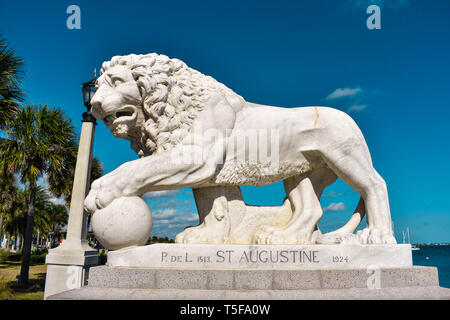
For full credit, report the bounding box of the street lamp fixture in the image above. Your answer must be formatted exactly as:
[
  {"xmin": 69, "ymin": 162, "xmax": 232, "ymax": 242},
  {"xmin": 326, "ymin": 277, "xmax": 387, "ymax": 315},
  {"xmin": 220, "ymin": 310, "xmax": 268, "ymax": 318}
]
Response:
[{"xmin": 81, "ymin": 75, "xmax": 97, "ymax": 123}]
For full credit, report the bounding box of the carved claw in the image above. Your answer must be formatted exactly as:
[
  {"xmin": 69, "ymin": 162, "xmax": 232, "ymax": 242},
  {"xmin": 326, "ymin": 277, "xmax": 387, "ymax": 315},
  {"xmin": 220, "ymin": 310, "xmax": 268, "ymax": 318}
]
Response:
[
  {"xmin": 316, "ymin": 232, "xmax": 353, "ymax": 244},
  {"xmin": 356, "ymin": 228, "xmax": 397, "ymax": 244},
  {"xmin": 84, "ymin": 166, "xmax": 132, "ymax": 214},
  {"xmin": 85, "ymin": 183, "xmax": 119, "ymax": 213}
]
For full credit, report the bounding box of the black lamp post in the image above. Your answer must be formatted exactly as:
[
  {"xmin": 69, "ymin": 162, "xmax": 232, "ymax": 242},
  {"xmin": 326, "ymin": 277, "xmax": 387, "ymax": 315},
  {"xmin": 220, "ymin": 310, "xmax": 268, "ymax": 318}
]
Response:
[{"xmin": 81, "ymin": 76, "xmax": 97, "ymax": 123}]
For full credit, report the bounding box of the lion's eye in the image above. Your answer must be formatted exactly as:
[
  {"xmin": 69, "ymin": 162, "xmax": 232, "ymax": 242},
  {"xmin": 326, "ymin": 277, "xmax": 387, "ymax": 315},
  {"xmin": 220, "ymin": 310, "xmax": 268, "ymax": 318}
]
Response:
[{"xmin": 113, "ymin": 79, "xmax": 124, "ymax": 87}]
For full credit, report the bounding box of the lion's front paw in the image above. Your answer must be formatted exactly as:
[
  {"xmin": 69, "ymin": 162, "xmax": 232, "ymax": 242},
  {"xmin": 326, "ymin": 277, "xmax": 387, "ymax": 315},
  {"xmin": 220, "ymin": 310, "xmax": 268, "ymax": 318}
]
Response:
[
  {"xmin": 84, "ymin": 176, "xmax": 126, "ymax": 214},
  {"xmin": 84, "ymin": 188, "xmax": 115, "ymax": 213},
  {"xmin": 356, "ymin": 228, "xmax": 397, "ymax": 244}
]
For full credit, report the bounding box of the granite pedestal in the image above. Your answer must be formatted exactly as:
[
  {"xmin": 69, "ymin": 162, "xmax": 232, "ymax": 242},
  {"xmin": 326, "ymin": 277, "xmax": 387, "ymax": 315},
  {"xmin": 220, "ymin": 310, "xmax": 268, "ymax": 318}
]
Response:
[{"xmin": 46, "ymin": 244, "xmax": 450, "ymax": 300}]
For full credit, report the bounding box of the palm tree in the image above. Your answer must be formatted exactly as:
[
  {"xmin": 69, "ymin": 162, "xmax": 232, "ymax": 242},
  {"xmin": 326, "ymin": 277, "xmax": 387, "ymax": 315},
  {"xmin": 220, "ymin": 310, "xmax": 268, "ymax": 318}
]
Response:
[
  {"xmin": 0, "ymin": 171, "xmax": 18, "ymax": 247},
  {"xmin": 2, "ymin": 186, "xmax": 52, "ymax": 250},
  {"xmin": 2, "ymin": 188, "xmax": 24, "ymax": 251},
  {"xmin": 21, "ymin": 186, "xmax": 53, "ymax": 248},
  {"xmin": 0, "ymin": 104, "xmax": 77, "ymax": 288},
  {"xmin": 33, "ymin": 201, "xmax": 67, "ymax": 249},
  {"xmin": 0, "ymin": 35, "xmax": 24, "ymax": 250},
  {"xmin": 43, "ymin": 204, "xmax": 68, "ymax": 248},
  {"xmin": 47, "ymin": 153, "xmax": 104, "ymax": 242},
  {"xmin": 0, "ymin": 35, "xmax": 25, "ymax": 128}
]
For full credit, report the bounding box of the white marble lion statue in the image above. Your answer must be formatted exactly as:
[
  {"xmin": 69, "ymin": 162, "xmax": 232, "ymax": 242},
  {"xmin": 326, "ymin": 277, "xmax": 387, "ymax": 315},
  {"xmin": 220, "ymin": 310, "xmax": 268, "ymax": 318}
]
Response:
[{"xmin": 84, "ymin": 53, "xmax": 396, "ymax": 245}]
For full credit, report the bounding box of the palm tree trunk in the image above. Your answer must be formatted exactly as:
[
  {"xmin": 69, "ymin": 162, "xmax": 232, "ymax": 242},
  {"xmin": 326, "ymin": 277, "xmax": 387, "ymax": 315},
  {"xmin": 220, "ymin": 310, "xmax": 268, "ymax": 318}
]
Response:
[
  {"xmin": 0, "ymin": 216, "xmax": 3, "ymax": 248},
  {"xmin": 18, "ymin": 183, "xmax": 37, "ymax": 288},
  {"xmin": 17, "ymin": 234, "xmax": 21, "ymax": 251},
  {"xmin": 6, "ymin": 234, "xmax": 10, "ymax": 249}
]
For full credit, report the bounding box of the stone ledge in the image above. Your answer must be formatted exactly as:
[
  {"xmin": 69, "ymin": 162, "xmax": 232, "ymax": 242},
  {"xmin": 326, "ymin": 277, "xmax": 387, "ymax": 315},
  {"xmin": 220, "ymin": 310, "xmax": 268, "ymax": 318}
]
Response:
[
  {"xmin": 47, "ymin": 285, "xmax": 450, "ymax": 300},
  {"xmin": 107, "ymin": 244, "xmax": 413, "ymax": 269},
  {"xmin": 87, "ymin": 265, "xmax": 439, "ymax": 290}
]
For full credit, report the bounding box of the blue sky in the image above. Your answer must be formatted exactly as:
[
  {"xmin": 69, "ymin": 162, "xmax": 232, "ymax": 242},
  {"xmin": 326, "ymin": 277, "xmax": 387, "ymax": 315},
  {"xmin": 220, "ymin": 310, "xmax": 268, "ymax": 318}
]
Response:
[{"xmin": 1, "ymin": 0, "xmax": 449, "ymax": 243}]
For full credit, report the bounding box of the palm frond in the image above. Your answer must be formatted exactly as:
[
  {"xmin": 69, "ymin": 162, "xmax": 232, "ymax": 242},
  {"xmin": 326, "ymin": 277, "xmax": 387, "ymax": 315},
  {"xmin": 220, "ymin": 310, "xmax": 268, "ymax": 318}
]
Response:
[{"xmin": 0, "ymin": 35, "xmax": 25, "ymax": 128}]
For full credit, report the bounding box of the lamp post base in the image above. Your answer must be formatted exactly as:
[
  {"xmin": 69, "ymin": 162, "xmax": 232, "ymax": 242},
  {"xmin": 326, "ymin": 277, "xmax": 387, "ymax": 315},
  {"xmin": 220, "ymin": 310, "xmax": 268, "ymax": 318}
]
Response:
[{"xmin": 44, "ymin": 238, "xmax": 98, "ymax": 299}]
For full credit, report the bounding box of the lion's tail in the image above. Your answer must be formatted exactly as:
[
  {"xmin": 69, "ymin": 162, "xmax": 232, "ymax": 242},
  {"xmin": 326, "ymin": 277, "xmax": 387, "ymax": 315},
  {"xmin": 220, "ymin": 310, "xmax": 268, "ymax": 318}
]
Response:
[
  {"xmin": 332, "ymin": 197, "xmax": 365, "ymax": 234},
  {"xmin": 316, "ymin": 197, "xmax": 366, "ymax": 244}
]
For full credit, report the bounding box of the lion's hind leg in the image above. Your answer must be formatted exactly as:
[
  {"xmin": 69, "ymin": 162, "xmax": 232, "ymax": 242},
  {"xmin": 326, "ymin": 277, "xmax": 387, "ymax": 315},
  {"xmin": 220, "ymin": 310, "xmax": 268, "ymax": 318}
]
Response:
[
  {"xmin": 257, "ymin": 167, "xmax": 337, "ymax": 244},
  {"xmin": 318, "ymin": 145, "xmax": 396, "ymax": 244}
]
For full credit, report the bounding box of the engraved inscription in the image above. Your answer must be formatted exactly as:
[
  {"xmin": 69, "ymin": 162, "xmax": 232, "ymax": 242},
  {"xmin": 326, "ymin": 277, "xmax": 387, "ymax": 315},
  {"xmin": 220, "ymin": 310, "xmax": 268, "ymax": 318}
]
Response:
[
  {"xmin": 160, "ymin": 249, "xmax": 321, "ymax": 265},
  {"xmin": 332, "ymin": 256, "xmax": 350, "ymax": 263}
]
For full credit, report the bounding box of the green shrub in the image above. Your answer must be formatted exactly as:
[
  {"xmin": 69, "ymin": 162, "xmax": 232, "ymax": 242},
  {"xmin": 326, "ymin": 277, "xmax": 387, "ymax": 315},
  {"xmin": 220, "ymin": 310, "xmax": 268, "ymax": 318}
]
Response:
[
  {"xmin": 8, "ymin": 253, "xmax": 21, "ymax": 261},
  {"xmin": 0, "ymin": 249, "xmax": 9, "ymax": 264},
  {"xmin": 0, "ymin": 247, "xmax": 48, "ymax": 265},
  {"xmin": 98, "ymin": 251, "xmax": 107, "ymax": 265},
  {"xmin": 30, "ymin": 253, "xmax": 47, "ymax": 264},
  {"xmin": 31, "ymin": 247, "xmax": 48, "ymax": 255}
]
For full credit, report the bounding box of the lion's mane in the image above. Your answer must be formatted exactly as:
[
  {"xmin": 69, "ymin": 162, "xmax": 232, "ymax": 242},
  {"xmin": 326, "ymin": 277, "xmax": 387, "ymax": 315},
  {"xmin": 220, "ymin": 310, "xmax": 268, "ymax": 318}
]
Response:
[{"xmin": 99, "ymin": 53, "xmax": 244, "ymax": 157}]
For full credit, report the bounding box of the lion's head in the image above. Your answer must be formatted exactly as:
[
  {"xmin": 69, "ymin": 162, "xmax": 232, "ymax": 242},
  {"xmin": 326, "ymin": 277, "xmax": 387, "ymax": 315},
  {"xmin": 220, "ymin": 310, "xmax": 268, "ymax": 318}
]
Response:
[{"xmin": 90, "ymin": 53, "xmax": 244, "ymax": 157}]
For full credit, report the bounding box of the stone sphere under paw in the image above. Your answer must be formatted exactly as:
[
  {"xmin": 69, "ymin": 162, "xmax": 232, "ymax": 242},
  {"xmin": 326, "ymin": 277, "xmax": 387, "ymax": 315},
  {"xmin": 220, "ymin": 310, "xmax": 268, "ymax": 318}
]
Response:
[{"xmin": 91, "ymin": 196, "xmax": 152, "ymax": 250}]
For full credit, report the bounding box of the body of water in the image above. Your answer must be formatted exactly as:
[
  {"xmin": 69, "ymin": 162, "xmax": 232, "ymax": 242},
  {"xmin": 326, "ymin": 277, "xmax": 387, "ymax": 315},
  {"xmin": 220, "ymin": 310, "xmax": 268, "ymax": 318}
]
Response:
[{"xmin": 412, "ymin": 245, "xmax": 450, "ymax": 288}]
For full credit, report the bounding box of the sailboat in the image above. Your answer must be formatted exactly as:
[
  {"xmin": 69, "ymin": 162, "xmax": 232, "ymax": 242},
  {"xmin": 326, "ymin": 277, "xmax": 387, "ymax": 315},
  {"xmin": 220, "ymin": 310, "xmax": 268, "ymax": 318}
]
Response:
[{"xmin": 403, "ymin": 227, "xmax": 420, "ymax": 250}]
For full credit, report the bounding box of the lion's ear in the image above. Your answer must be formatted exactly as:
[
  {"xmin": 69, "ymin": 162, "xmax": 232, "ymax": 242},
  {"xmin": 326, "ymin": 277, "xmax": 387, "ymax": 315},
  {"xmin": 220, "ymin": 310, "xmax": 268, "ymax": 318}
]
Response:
[
  {"xmin": 101, "ymin": 61, "xmax": 110, "ymax": 74},
  {"xmin": 136, "ymin": 75, "xmax": 155, "ymax": 98}
]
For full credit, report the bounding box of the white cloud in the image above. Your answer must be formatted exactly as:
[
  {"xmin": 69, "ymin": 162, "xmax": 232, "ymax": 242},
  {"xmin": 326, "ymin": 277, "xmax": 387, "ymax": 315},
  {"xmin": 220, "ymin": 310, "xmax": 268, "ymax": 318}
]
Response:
[
  {"xmin": 151, "ymin": 208, "xmax": 198, "ymax": 227},
  {"xmin": 166, "ymin": 215, "xmax": 199, "ymax": 229},
  {"xmin": 150, "ymin": 210, "xmax": 199, "ymax": 239},
  {"xmin": 144, "ymin": 189, "xmax": 199, "ymax": 238},
  {"xmin": 153, "ymin": 219, "xmax": 171, "ymax": 225},
  {"xmin": 49, "ymin": 196, "xmax": 66, "ymax": 206},
  {"xmin": 154, "ymin": 199, "xmax": 178, "ymax": 208},
  {"xmin": 143, "ymin": 190, "xmax": 180, "ymax": 199},
  {"xmin": 38, "ymin": 174, "xmax": 67, "ymax": 206},
  {"xmin": 325, "ymin": 87, "xmax": 362, "ymax": 100},
  {"xmin": 347, "ymin": 104, "xmax": 368, "ymax": 113},
  {"xmin": 324, "ymin": 86, "xmax": 370, "ymax": 113},
  {"xmin": 153, "ymin": 199, "xmax": 192, "ymax": 209},
  {"xmin": 168, "ymin": 223, "xmax": 187, "ymax": 229},
  {"xmin": 170, "ymin": 213, "xmax": 199, "ymax": 224},
  {"xmin": 323, "ymin": 202, "xmax": 347, "ymax": 212},
  {"xmin": 322, "ymin": 191, "xmax": 343, "ymax": 198},
  {"xmin": 182, "ymin": 214, "xmax": 199, "ymax": 222},
  {"xmin": 152, "ymin": 208, "xmax": 178, "ymax": 219}
]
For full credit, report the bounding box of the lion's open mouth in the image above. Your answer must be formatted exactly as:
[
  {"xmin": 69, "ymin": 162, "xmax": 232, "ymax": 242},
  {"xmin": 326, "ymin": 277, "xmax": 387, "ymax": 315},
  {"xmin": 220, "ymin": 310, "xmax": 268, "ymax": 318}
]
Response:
[
  {"xmin": 116, "ymin": 110, "xmax": 133, "ymax": 118},
  {"xmin": 103, "ymin": 106, "xmax": 137, "ymax": 126}
]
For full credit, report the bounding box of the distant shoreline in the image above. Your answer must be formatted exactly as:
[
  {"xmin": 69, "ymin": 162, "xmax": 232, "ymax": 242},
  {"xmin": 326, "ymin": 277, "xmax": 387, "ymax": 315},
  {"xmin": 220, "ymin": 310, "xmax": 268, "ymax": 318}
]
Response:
[{"xmin": 411, "ymin": 243, "xmax": 450, "ymax": 246}]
